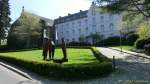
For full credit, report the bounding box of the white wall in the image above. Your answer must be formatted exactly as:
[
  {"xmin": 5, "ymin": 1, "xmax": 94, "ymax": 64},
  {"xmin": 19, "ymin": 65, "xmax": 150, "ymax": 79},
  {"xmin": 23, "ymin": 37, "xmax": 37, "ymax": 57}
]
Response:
[{"xmin": 55, "ymin": 3, "xmax": 122, "ymax": 44}]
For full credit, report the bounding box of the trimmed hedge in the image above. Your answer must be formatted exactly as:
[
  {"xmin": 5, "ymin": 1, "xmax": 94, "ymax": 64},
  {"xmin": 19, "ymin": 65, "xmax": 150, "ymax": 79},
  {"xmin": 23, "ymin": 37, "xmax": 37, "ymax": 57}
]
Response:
[
  {"xmin": 0, "ymin": 47, "xmax": 112, "ymax": 79},
  {"xmin": 68, "ymin": 42, "xmax": 91, "ymax": 46},
  {"xmin": 90, "ymin": 47, "xmax": 111, "ymax": 62},
  {"xmin": 144, "ymin": 44, "xmax": 150, "ymax": 55},
  {"xmin": 126, "ymin": 33, "xmax": 139, "ymax": 46},
  {"xmin": 135, "ymin": 38, "xmax": 150, "ymax": 49},
  {"xmin": 96, "ymin": 36, "xmax": 127, "ymax": 46}
]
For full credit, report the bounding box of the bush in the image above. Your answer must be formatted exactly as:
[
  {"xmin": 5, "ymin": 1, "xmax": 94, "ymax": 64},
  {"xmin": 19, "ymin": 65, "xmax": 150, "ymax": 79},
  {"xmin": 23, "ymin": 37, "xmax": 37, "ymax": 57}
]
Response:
[
  {"xmin": 144, "ymin": 44, "xmax": 150, "ymax": 55},
  {"xmin": 126, "ymin": 33, "xmax": 139, "ymax": 45},
  {"xmin": 96, "ymin": 36, "xmax": 127, "ymax": 46},
  {"xmin": 90, "ymin": 47, "xmax": 111, "ymax": 62},
  {"xmin": 68, "ymin": 41, "xmax": 91, "ymax": 46},
  {"xmin": 135, "ymin": 38, "xmax": 150, "ymax": 49}
]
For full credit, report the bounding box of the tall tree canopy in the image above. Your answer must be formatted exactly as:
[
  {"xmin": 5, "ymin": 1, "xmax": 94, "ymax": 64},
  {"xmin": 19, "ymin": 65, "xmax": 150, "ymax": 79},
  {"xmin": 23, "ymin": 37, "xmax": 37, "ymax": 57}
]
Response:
[
  {"xmin": 0, "ymin": 0, "xmax": 11, "ymax": 38},
  {"xmin": 96, "ymin": 0, "xmax": 150, "ymax": 18},
  {"xmin": 8, "ymin": 11, "xmax": 43, "ymax": 49}
]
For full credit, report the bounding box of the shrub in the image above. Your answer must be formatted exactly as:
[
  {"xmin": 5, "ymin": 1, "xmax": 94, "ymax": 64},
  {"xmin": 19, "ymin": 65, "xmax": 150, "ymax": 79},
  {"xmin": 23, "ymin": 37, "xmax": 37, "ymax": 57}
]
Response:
[
  {"xmin": 68, "ymin": 41, "xmax": 91, "ymax": 46},
  {"xmin": 126, "ymin": 33, "xmax": 139, "ymax": 45},
  {"xmin": 90, "ymin": 47, "xmax": 111, "ymax": 62},
  {"xmin": 144, "ymin": 44, "xmax": 150, "ymax": 55},
  {"xmin": 135, "ymin": 38, "xmax": 150, "ymax": 49},
  {"xmin": 96, "ymin": 36, "xmax": 127, "ymax": 46}
]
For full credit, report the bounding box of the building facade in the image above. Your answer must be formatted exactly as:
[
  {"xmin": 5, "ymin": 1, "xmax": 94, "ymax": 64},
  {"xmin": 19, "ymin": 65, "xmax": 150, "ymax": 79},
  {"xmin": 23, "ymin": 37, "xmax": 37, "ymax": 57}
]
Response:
[{"xmin": 54, "ymin": 2, "xmax": 122, "ymax": 44}]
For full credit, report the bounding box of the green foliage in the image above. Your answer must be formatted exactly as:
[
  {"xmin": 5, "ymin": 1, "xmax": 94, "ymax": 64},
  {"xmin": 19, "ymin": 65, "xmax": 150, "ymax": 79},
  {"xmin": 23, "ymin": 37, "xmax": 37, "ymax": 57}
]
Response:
[
  {"xmin": 68, "ymin": 42, "xmax": 91, "ymax": 46},
  {"xmin": 97, "ymin": 36, "xmax": 127, "ymax": 46},
  {"xmin": 0, "ymin": 0, "xmax": 11, "ymax": 38},
  {"xmin": 144, "ymin": 44, "xmax": 150, "ymax": 55},
  {"xmin": 8, "ymin": 11, "xmax": 42, "ymax": 49},
  {"xmin": 96, "ymin": 0, "xmax": 150, "ymax": 18},
  {"xmin": 119, "ymin": 13, "xmax": 146, "ymax": 32},
  {"xmin": 126, "ymin": 33, "xmax": 139, "ymax": 46},
  {"xmin": 114, "ymin": 46, "xmax": 134, "ymax": 51},
  {"xmin": 91, "ymin": 47, "xmax": 111, "ymax": 62},
  {"xmin": 79, "ymin": 36, "xmax": 86, "ymax": 43},
  {"xmin": 0, "ymin": 48, "xmax": 112, "ymax": 79},
  {"xmin": 86, "ymin": 33, "xmax": 103, "ymax": 45},
  {"xmin": 137, "ymin": 23, "xmax": 150, "ymax": 39},
  {"xmin": 135, "ymin": 38, "xmax": 148, "ymax": 49}
]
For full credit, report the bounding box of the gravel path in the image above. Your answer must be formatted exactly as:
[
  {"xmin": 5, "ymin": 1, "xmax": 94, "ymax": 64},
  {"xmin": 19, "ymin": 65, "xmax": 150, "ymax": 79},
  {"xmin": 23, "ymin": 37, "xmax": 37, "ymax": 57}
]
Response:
[{"xmin": 93, "ymin": 47, "xmax": 150, "ymax": 84}]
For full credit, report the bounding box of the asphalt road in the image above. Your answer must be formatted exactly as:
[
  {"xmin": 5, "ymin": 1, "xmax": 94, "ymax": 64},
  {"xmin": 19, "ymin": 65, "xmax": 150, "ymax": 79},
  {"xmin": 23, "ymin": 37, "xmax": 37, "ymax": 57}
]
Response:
[{"xmin": 0, "ymin": 65, "xmax": 37, "ymax": 84}]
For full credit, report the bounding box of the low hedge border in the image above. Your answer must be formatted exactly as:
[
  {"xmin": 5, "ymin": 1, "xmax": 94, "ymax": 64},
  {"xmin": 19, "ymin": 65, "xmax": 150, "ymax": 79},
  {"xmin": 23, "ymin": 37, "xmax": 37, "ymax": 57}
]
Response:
[{"xmin": 0, "ymin": 47, "xmax": 112, "ymax": 80}]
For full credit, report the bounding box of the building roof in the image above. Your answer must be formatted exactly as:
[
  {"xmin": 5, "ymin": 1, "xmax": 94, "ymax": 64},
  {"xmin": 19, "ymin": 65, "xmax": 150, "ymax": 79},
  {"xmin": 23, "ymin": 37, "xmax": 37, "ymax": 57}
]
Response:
[
  {"xmin": 12, "ymin": 10, "xmax": 54, "ymax": 27},
  {"xmin": 54, "ymin": 10, "xmax": 88, "ymax": 24},
  {"xmin": 38, "ymin": 16, "xmax": 54, "ymax": 26},
  {"xmin": 31, "ymin": 13, "xmax": 54, "ymax": 27}
]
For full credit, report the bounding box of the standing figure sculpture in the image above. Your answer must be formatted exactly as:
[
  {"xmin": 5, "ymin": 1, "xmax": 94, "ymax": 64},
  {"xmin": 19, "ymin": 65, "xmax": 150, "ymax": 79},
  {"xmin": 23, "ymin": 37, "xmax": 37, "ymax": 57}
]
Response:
[
  {"xmin": 48, "ymin": 39, "xmax": 55, "ymax": 60},
  {"xmin": 61, "ymin": 38, "xmax": 68, "ymax": 61},
  {"xmin": 42, "ymin": 38, "xmax": 49, "ymax": 60}
]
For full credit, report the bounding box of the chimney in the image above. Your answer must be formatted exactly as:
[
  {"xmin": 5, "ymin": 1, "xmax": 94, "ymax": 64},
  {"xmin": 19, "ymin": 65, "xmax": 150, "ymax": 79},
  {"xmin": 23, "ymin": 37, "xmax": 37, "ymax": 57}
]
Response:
[
  {"xmin": 68, "ymin": 13, "xmax": 71, "ymax": 16},
  {"xmin": 22, "ymin": 6, "xmax": 24, "ymax": 12}
]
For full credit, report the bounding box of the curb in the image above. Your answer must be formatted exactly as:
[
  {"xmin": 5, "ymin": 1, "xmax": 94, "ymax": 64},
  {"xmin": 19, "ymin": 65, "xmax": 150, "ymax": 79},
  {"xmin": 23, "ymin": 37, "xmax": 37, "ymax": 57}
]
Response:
[
  {"xmin": 108, "ymin": 47, "xmax": 150, "ymax": 60},
  {"xmin": 0, "ymin": 61, "xmax": 33, "ymax": 80}
]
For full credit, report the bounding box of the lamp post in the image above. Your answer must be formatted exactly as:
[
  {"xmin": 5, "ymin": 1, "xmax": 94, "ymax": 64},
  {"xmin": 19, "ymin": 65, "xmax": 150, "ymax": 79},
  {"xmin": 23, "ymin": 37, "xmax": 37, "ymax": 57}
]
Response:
[{"xmin": 120, "ymin": 30, "xmax": 123, "ymax": 54}]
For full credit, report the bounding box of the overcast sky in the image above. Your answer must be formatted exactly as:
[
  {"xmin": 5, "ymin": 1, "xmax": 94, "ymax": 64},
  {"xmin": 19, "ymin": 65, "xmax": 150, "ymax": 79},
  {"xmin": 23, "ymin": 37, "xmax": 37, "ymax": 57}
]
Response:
[{"xmin": 9, "ymin": 0, "xmax": 92, "ymax": 23}]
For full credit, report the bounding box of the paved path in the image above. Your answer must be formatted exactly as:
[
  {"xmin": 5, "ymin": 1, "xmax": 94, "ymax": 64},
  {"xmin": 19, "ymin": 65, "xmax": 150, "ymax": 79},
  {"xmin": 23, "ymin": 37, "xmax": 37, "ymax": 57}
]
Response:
[
  {"xmin": 0, "ymin": 65, "xmax": 37, "ymax": 84},
  {"xmin": 94, "ymin": 47, "xmax": 150, "ymax": 84}
]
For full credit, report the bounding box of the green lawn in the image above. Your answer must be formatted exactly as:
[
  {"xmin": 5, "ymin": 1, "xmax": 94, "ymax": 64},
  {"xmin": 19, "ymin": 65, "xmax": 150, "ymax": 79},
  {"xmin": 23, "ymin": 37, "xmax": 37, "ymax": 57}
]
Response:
[
  {"xmin": 0, "ymin": 48, "xmax": 99, "ymax": 64},
  {"xmin": 113, "ymin": 46, "xmax": 134, "ymax": 51}
]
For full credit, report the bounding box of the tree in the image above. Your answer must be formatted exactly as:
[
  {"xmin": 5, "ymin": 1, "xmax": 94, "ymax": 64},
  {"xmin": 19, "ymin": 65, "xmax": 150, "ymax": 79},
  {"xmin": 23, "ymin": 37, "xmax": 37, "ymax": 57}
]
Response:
[
  {"xmin": 0, "ymin": 0, "xmax": 11, "ymax": 38},
  {"xmin": 118, "ymin": 13, "xmax": 146, "ymax": 33},
  {"xmin": 8, "ymin": 11, "xmax": 42, "ymax": 49},
  {"xmin": 79, "ymin": 35, "xmax": 85, "ymax": 43},
  {"xmin": 95, "ymin": 0, "xmax": 150, "ymax": 18},
  {"xmin": 87, "ymin": 33, "xmax": 102, "ymax": 45},
  {"xmin": 137, "ymin": 22, "xmax": 150, "ymax": 39}
]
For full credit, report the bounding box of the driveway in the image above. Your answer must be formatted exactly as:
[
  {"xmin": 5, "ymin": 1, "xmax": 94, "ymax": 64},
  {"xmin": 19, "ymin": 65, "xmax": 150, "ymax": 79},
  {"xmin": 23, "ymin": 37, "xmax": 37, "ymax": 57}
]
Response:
[
  {"xmin": 0, "ymin": 65, "xmax": 37, "ymax": 84},
  {"xmin": 92, "ymin": 47, "xmax": 150, "ymax": 84}
]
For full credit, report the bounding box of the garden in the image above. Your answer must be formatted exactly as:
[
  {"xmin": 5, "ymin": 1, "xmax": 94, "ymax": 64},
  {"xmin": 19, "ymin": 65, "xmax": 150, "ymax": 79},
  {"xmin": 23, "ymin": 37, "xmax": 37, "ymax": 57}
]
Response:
[{"xmin": 0, "ymin": 47, "xmax": 112, "ymax": 79}]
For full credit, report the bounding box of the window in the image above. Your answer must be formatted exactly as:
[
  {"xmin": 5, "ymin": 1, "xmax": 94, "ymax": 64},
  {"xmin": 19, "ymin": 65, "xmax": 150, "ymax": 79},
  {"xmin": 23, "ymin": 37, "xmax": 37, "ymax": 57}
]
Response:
[
  {"xmin": 85, "ymin": 27, "xmax": 88, "ymax": 34},
  {"xmin": 92, "ymin": 25, "xmax": 96, "ymax": 28},
  {"xmin": 101, "ymin": 25, "xmax": 105, "ymax": 32},
  {"xmin": 109, "ymin": 14, "xmax": 113, "ymax": 20},
  {"xmin": 110, "ymin": 23, "xmax": 114, "ymax": 31},
  {"xmin": 72, "ymin": 22, "xmax": 75, "ymax": 26},
  {"xmin": 66, "ymin": 24, "xmax": 69, "ymax": 28},
  {"xmin": 85, "ymin": 19, "xmax": 88, "ymax": 25},
  {"xmin": 72, "ymin": 29, "xmax": 75, "ymax": 35},
  {"xmin": 100, "ymin": 16, "xmax": 104, "ymax": 21},
  {"xmin": 92, "ymin": 9, "xmax": 96, "ymax": 16},
  {"xmin": 66, "ymin": 31, "xmax": 69, "ymax": 36},
  {"xmin": 78, "ymin": 21, "xmax": 81, "ymax": 26},
  {"xmin": 86, "ymin": 27, "xmax": 88, "ymax": 31},
  {"xmin": 79, "ymin": 29, "xmax": 81, "ymax": 35}
]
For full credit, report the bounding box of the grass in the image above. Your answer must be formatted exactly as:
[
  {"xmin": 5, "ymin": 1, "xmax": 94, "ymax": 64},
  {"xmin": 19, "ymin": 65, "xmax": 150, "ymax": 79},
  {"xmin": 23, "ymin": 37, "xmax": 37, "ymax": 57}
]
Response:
[{"xmin": 0, "ymin": 48, "xmax": 99, "ymax": 65}]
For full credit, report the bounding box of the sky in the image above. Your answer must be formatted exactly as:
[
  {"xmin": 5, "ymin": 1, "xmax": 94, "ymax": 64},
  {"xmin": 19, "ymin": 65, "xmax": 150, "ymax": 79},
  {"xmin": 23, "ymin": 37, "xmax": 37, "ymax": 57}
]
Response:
[{"xmin": 9, "ymin": 0, "xmax": 92, "ymax": 23}]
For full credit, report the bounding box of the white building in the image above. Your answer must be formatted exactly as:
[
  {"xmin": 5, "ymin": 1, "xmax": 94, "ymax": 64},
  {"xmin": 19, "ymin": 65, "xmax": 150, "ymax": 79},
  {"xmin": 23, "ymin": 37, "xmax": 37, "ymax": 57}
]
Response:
[{"xmin": 54, "ymin": 2, "xmax": 122, "ymax": 44}]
